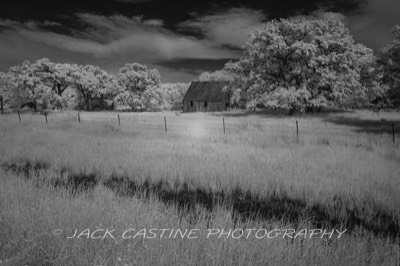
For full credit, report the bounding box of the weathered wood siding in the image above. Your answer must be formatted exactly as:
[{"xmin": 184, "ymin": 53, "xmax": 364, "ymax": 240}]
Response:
[{"xmin": 183, "ymin": 101, "xmax": 228, "ymax": 112}]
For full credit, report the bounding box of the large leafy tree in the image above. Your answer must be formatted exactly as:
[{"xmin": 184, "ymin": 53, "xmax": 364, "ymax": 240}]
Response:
[
  {"xmin": 161, "ymin": 83, "xmax": 189, "ymax": 110},
  {"xmin": 6, "ymin": 59, "xmax": 79, "ymax": 110},
  {"xmin": 115, "ymin": 63, "xmax": 163, "ymax": 111},
  {"xmin": 71, "ymin": 65, "xmax": 118, "ymax": 111},
  {"xmin": 8, "ymin": 60, "xmax": 55, "ymax": 111},
  {"xmin": 225, "ymin": 18, "xmax": 375, "ymax": 114},
  {"xmin": 378, "ymin": 25, "xmax": 400, "ymax": 107},
  {"xmin": 30, "ymin": 58, "xmax": 78, "ymax": 109},
  {"xmin": 33, "ymin": 59, "xmax": 76, "ymax": 97}
]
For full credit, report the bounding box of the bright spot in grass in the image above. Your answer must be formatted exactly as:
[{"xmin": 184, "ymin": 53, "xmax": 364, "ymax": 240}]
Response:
[{"xmin": 187, "ymin": 121, "xmax": 208, "ymax": 138}]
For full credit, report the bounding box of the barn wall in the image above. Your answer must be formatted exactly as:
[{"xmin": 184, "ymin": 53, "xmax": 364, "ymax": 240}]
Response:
[{"xmin": 183, "ymin": 101, "xmax": 228, "ymax": 112}]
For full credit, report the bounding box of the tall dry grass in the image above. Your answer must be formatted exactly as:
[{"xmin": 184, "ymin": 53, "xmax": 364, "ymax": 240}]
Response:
[{"xmin": 0, "ymin": 110, "xmax": 400, "ymax": 265}]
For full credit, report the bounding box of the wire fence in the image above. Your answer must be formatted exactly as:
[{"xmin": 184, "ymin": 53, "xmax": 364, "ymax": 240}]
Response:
[{"xmin": 2, "ymin": 111, "xmax": 399, "ymax": 144}]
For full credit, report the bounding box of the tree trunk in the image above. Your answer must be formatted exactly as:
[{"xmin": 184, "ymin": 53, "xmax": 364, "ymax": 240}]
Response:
[
  {"xmin": 57, "ymin": 84, "xmax": 62, "ymax": 96},
  {"xmin": 288, "ymin": 105, "xmax": 296, "ymax": 116},
  {"xmin": 86, "ymin": 95, "xmax": 91, "ymax": 111}
]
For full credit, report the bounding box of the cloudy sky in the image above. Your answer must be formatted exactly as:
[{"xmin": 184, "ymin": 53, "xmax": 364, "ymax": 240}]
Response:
[{"xmin": 0, "ymin": 0, "xmax": 399, "ymax": 82}]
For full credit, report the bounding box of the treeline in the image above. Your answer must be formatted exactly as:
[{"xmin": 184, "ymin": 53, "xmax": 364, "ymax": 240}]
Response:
[
  {"xmin": 0, "ymin": 60, "xmax": 189, "ymax": 112},
  {"xmin": 1, "ymin": 18, "xmax": 399, "ymax": 114}
]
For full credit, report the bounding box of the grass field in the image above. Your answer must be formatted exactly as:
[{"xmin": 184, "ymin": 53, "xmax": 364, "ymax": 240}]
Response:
[{"xmin": 0, "ymin": 109, "xmax": 400, "ymax": 265}]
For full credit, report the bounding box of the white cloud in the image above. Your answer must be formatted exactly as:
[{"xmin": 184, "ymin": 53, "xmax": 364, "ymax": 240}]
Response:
[
  {"xmin": 0, "ymin": 13, "xmax": 244, "ymax": 82},
  {"xmin": 0, "ymin": 14, "xmax": 240, "ymax": 62},
  {"xmin": 179, "ymin": 8, "xmax": 267, "ymax": 48}
]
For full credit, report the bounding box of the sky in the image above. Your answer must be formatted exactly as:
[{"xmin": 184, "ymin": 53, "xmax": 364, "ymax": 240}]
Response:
[{"xmin": 0, "ymin": 0, "xmax": 399, "ymax": 83}]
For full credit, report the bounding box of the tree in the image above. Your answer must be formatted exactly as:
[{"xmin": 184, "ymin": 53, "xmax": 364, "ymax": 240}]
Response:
[
  {"xmin": 378, "ymin": 25, "xmax": 400, "ymax": 107},
  {"xmin": 115, "ymin": 63, "xmax": 163, "ymax": 111},
  {"xmin": 0, "ymin": 72, "xmax": 14, "ymax": 111},
  {"xmin": 71, "ymin": 65, "xmax": 118, "ymax": 111},
  {"xmin": 161, "ymin": 83, "xmax": 189, "ymax": 110},
  {"xmin": 29, "ymin": 59, "xmax": 76, "ymax": 109},
  {"xmin": 223, "ymin": 61, "xmax": 253, "ymax": 109},
  {"xmin": 225, "ymin": 18, "xmax": 375, "ymax": 114},
  {"xmin": 197, "ymin": 70, "xmax": 234, "ymax": 82},
  {"xmin": 6, "ymin": 59, "xmax": 79, "ymax": 110},
  {"xmin": 34, "ymin": 59, "xmax": 76, "ymax": 96},
  {"xmin": 8, "ymin": 60, "xmax": 55, "ymax": 111}
]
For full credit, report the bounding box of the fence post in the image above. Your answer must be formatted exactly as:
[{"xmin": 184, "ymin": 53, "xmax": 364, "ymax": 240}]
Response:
[
  {"xmin": 45, "ymin": 112, "xmax": 48, "ymax": 124},
  {"xmin": 78, "ymin": 112, "xmax": 81, "ymax": 123},
  {"xmin": 118, "ymin": 114, "xmax": 121, "ymax": 127},
  {"xmin": 223, "ymin": 117, "xmax": 226, "ymax": 134},
  {"xmin": 393, "ymin": 123, "xmax": 395, "ymax": 144},
  {"xmin": 296, "ymin": 120, "xmax": 299, "ymax": 142},
  {"xmin": 18, "ymin": 110, "xmax": 21, "ymax": 123},
  {"xmin": 0, "ymin": 95, "xmax": 3, "ymax": 114},
  {"xmin": 164, "ymin": 116, "xmax": 167, "ymax": 133}
]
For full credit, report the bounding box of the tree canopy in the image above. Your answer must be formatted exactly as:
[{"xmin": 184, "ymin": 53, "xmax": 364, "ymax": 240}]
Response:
[
  {"xmin": 8, "ymin": 60, "xmax": 54, "ymax": 111},
  {"xmin": 225, "ymin": 18, "xmax": 375, "ymax": 113},
  {"xmin": 0, "ymin": 72, "xmax": 13, "ymax": 111},
  {"xmin": 378, "ymin": 25, "xmax": 400, "ymax": 107},
  {"xmin": 197, "ymin": 70, "xmax": 234, "ymax": 82},
  {"xmin": 70, "ymin": 64, "xmax": 118, "ymax": 111},
  {"xmin": 161, "ymin": 83, "xmax": 189, "ymax": 110},
  {"xmin": 2, "ymin": 59, "xmax": 175, "ymax": 112},
  {"xmin": 114, "ymin": 63, "xmax": 163, "ymax": 111}
]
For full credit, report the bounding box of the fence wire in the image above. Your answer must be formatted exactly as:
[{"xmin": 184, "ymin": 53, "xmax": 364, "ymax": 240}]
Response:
[{"xmin": 1, "ymin": 112, "xmax": 398, "ymax": 144}]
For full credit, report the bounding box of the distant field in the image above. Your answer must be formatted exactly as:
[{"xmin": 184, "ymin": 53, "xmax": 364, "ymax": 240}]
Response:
[{"xmin": 0, "ymin": 109, "xmax": 400, "ymax": 265}]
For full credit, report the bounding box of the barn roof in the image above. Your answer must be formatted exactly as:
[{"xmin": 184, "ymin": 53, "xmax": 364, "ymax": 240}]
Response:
[{"xmin": 183, "ymin": 81, "xmax": 230, "ymax": 102}]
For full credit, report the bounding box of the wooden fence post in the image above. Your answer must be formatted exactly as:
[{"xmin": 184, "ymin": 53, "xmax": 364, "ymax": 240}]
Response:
[
  {"xmin": 118, "ymin": 114, "xmax": 121, "ymax": 127},
  {"xmin": 164, "ymin": 116, "xmax": 167, "ymax": 132},
  {"xmin": 18, "ymin": 110, "xmax": 21, "ymax": 123},
  {"xmin": 393, "ymin": 123, "xmax": 395, "ymax": 144},
  {"xmin": 223, "ymin": 117, "xmax": 226, "ymax": 134},
  {"xmin": 45, "ymin": 112, "xmax": 48, "ymax": 124},
  {"xmin": 296, "ymin": 120, "xmax": 299, "ymax": 142},
  {"xmin": 0, "ymin": 95, "xmax": 3, "ymax": 114},
  {"xmin": 78, "ymin": 113, "xmax": 81, "ymax": 123}
]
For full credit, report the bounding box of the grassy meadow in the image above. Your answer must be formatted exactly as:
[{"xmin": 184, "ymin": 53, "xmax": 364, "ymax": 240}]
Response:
[{"xmin": 0, "ymin": 109, "xmax": 400, "ymax": 265}]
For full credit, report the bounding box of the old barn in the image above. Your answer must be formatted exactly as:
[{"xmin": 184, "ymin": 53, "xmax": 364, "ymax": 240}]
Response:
[{"xmin": 183, "ymin": 81, "xmax": 230, "ymax": 112}]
